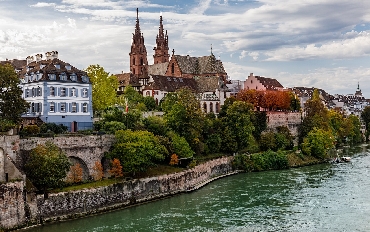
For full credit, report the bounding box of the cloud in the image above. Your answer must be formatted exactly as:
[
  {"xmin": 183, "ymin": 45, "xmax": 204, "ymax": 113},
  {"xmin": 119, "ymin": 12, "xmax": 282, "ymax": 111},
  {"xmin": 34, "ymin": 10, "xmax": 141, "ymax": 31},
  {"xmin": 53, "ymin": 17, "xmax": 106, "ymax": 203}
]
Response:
[
  {"xmin": 265, "ymin": 31, "xmax": 370, "ymax": 61},
  {"xmin": 30, "ymin": 2, "xmax": 56, "ymax": 8}
]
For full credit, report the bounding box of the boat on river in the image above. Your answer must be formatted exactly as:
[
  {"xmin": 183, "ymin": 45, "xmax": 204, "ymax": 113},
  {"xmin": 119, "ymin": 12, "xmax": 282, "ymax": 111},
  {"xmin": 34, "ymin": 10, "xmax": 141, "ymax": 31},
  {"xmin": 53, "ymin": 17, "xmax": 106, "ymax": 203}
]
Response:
[{"xmin": 331, "ymin": 156, "xmax": 351, "ymax": 163}]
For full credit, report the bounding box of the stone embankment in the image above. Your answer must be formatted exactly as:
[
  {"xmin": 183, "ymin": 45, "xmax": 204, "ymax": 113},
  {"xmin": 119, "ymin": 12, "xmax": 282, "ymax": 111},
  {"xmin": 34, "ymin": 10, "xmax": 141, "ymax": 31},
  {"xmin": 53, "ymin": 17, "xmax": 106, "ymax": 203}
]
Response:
[{"xmin": 32, "ymin": 157, "xmax": 234, "ymax": 223}]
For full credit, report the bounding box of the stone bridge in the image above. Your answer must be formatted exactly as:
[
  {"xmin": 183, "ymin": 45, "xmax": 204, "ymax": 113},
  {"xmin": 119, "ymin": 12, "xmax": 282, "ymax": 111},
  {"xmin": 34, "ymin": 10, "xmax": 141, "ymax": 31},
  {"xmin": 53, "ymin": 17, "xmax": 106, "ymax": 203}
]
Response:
[{"xmin": 19, "ymin": 135, "xmax": 115, "ymax": 180}]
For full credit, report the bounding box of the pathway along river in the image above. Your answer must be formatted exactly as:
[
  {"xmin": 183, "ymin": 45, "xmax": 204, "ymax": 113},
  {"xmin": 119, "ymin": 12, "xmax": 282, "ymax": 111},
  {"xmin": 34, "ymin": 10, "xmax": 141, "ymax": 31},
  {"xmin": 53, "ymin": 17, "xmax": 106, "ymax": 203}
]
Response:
[{"xmin": 24, "ymin": 145, "xmax": 370, "ymax": 232}]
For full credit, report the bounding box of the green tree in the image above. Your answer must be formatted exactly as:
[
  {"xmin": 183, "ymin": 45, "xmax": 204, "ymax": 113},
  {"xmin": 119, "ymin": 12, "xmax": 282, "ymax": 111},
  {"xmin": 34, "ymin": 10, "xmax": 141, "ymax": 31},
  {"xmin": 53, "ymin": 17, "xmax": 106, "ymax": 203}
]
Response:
[
  {"xmin": 162, "ymin": 87, "xmax": 204, "ymax": 153},
  {"xmin": 361, "ymin": 106, "xmax": 370, "ymax": 141},
  {"xmin": 143, "ymin": 116, "xmax": 169, "ymax": 136},
  {"xmin": 24, "ymin": 142, "xmax": 71, "ymax": 194},
  {"xmin": 299, "ymin": 89, "xmax": 329, "ymax": 144},
  {"xmin": 345, "ymin": 115, "xmax": 363, "ymax": 144},
  {"xmin": 0, "ymin": 63, "xmax": 29, "ymax": 124},
  {"xmin": 301, "ymin": 128, "xmax": 335, "ymax": 159},
  {"xmin": 167, "ymin": 131, "xmax": 194, "ymax": 159},
  {"xmin": 223, "ymin": 101, "xmax": 255, "ymax": 152},
  {"xmin": 109, "ymin": 130, "xmax": 167, "ymax": 175},
  {"xmin": 86, "ymin": 64, "xmax": 118, "ymax": 114}
]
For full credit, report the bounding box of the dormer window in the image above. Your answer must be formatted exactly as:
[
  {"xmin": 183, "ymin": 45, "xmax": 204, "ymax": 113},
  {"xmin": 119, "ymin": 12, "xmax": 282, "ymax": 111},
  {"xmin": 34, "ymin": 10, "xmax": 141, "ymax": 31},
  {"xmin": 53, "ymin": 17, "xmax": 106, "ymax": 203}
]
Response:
[
  {"xmin": 55, "ymin": 64, "xmax": 60, "ymax": 69},
  {"xmin": 59, "ymin": 73, "xmax": 67, "ymax": 81},
  {"xmin": 40, "ymin": 64, "xmax": 46, "ymax": 69},
  {"xmin": 66, "ymin": 65, "xmax": 71, "ymax": 71},
  {"xmin": 70, "ymin": 74, "xmax": 77, "ymax": 81},
  {"xmin": 48, "ymin": 74, "xmax": 56, "ymax": 80},
  {"xmin": 82, "ymin": 76, "xmax": 89, "ymax": 82}
]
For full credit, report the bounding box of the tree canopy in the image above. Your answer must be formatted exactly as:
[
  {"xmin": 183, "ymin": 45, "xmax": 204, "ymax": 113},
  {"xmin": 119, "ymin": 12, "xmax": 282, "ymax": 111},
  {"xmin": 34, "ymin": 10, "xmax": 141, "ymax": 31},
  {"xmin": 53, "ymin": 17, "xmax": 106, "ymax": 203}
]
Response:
[
  {"xmin": 86, "ymin": 64, "xmax": 118, "ymax": 114},
  {"xmin": 0, "ymin": 63, "xmax": 29, "ymax": 124},
  {"xmin": 24, "ymin": 142, "xmax": 71, "ymax": 193}
]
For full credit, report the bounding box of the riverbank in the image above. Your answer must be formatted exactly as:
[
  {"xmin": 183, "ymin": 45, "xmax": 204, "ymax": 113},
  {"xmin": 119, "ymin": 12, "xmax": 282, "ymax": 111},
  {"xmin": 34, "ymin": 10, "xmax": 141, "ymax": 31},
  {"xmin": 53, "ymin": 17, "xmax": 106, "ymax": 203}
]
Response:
[
  {"xmin": 3, "ymin": 152, "xmax": 325, "ymax": 231},
  {"xmin": 11, "ymin": 156, "xmax": 234, "ymax": 231}
]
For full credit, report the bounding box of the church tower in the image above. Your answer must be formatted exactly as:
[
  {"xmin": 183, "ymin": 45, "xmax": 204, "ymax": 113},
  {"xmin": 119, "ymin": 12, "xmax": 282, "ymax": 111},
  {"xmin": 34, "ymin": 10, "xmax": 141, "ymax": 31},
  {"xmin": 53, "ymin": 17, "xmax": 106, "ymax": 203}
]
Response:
[
  {"xmin": 153, "ymin": 13, "xmax": 169, "ymax": 64},
  {"xmin": 129, "ymin": 8, "xmax": 148, "ymax": 76}
]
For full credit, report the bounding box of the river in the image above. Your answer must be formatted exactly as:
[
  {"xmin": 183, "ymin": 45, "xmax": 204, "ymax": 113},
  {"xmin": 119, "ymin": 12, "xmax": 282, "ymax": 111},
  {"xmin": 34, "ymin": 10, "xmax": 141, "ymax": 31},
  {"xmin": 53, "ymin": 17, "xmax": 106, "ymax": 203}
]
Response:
[{"xmin": 24, "ymin": 145, "xmax": 370, "ymax": 232}]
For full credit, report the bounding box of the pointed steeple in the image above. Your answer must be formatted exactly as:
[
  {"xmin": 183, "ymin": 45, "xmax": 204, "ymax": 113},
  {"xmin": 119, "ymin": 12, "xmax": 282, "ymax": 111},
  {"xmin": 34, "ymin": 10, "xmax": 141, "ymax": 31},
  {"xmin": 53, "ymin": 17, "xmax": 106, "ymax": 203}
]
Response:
[
  {"xmin": 153, "ymin": 12, "xmax": 169, "ymax": 64},
  {"xmin": 129, "ymin": 8, "xmax": 148, "ymax": 77}
]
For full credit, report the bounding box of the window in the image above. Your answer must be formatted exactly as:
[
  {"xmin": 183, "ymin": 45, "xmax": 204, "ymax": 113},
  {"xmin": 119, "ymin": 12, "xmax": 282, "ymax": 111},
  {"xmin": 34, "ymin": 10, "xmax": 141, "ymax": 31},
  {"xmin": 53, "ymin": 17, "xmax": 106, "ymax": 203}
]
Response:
[
  {"xmin": 146, "ymin": 91, "xmax": 150, "ymax": 96},
  {"xmin": 55, "ymin": 64, "xmax": 60, "ymax": 69},
  {"xmin": 38, "ymin": 87, "xmax": 42, "ymax": 96},
  {"xmin": 65, "ymin": 65, "xmax": 71, "ymax": 71},
  {"xmin": 203, "ymin": 103, "xmax": 207, "ymax": 112},
  {"xmin": 71, "ymin": 88, "xmax": 76, "ymax": 97},
  {"xmin": 140, "ymin": 58, "xmax": 143, "ymax": 65},
  {"xmin": 60, "ymin": 87, "xmax": 66, "ymax": 97},
  {"xmin": 71, "ymin": 102, "xmax": 77, "ymax": 113},
  {"xmin": 31, "ymin": 88, "xmax": 35, "ymax": 97},
  {"xmin": 216, "ymin": 102, "xmax": 220, "ymax": 113},
  {"xmin": 25, "ymin": 89, "xmax": 30, "ymax": 98},
  {"xmin": 50, "ymin": 87, "xmax": 55, "ymax": 96},
  {"xmin": 82, "ymin": 88, "xmax": 88, "ymax": 97},
  {"xmin": 50, "ymin": 102, "xmax": 55, "ymax": 112},
  {"xmin": 60, "ymin": 73, "xmax": 67, "ymax": 81},
  {"xmin": 171, "ymin": 63, "xmax": 175, "ymax": 74},
  {"xmin": 60, "ymin": 103, "xmax": 66, "ymax": 113},
  {"xmin": 82, "ymin": 103, "xmax": 88, "ymax": 113},
  {"xmin": 82, "ymin": 76, "xmax": 89, "ymax": 82},
  {"xmin": 48, "ymin": 74, "xmax": 56, "ymax": 80},
  {"xmin": 70, "ymin": 74, "xmax": 77, "ymax": 81}
]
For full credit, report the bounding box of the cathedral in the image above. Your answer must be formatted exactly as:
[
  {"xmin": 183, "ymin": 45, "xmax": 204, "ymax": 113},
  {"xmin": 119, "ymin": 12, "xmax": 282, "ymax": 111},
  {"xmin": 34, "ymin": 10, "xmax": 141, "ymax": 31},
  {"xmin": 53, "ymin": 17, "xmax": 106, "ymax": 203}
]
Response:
[{"xmin": 116, "ymin": 8, "xmax": 231, "ymax": 113}]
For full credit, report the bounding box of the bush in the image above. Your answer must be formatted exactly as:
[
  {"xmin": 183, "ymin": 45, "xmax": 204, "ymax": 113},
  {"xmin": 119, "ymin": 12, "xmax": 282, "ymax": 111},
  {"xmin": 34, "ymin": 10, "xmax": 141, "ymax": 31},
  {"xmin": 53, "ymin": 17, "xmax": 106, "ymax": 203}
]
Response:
[
  {"xmin": 40, "ymin": 123, "xmax": 67, "ymax": 134},
  {"xmin": 22, "ymin": 125, "xmax": 40, "ymax": 135},
  {"xmin": 233, "ymin": 150, "xmax": 289, "ymax": 172},
  {"xmin": 103, "ymin": 121, "xmax": 126, "ymax": 134},
  {"xmin": 0, "ymin": 118, "xmax": 15, "ymax": 132},
  {"xmin": 302, "ymin": 128, "xmax": 335, "ymax": 159}
]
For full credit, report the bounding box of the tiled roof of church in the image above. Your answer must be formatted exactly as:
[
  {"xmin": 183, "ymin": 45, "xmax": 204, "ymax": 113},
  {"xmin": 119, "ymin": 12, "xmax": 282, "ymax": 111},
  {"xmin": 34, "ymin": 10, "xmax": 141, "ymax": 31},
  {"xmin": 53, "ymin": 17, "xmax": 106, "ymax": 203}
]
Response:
[
  {"xmin": 115, "ymin": 73, "xmax": 141, "ymax": 87},
  {"xmin": 196, "ymin": 76, "xmax": 225, "ymax": 93},
  {"xmin": 147, "ymin": 62, "xmax": 168, "ymax": 75},
  {"xmin": 143, "ymin": 75, "xmax": 197, "ymax": 92},
  {"xmin": 175, "ymin": 54, "xmax": 226, "ymax": 75},
  {"xmin": 255, "ymin": 76, "xmax": 283, "ymax": 90}
]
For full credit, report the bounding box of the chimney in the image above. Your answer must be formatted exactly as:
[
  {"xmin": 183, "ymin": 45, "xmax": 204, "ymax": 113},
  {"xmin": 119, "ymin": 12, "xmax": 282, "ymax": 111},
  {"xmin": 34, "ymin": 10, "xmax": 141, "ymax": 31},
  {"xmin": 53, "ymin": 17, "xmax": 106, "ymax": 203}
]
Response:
[
  {"xmin": 45, "ymin": 51, "xmax": 58, "ymax": 60},
  {"xmin": 35, "ymin": 54, "xmax": 43, "ymax": 62},
  {"xmin": 26, "ymin": 56, "xmax": 34, "ymax": 65}
]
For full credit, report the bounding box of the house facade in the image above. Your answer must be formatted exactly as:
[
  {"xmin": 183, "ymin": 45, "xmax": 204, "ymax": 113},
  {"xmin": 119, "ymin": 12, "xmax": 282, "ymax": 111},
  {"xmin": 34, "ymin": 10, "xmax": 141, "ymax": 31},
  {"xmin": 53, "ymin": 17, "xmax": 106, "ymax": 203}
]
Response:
[
  {"xmin": 244, "ymin": 73, "xmax": 284, "ymax": 91},
  {"xmin": 6, "ymin": 51, "xmax": 93, "ymax": 131}
]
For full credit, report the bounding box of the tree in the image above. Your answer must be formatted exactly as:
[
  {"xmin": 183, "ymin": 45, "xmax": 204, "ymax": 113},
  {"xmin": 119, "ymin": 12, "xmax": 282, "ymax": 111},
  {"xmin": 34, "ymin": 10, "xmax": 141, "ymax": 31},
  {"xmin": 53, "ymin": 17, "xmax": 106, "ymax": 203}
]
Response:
[
  {"xmin": 223, "ymin": 101, "xmax": 255, "ymax": 152},
  {"xmin": 169, "ymin": 154, "xmax": 179, "ymax": 166},
  {"xmin": 361, "ymin": 106, "xmax": 370, "ymax": 141},
  {"xmin": 301, "ymin": 128, "xmax": 335, "ymax": 159},
  {"xmin": 92, "ymin": 161, "xmax": 104, "ymax": 181},
  {"xmin": 24, "ymin": 142, "xmax": 71, "ymax": 194},
  {"xmin": 67, "ymin": 163, "xmax": 83, "ymax": 183},
  {"xmin": 162, "ymin": 87, "xmax": 204, "ymax": 152},
  {"xmin": 0, "ymin": 63, "xmax": 29, "ymax": 124},
  {"xmin": 109, "ymin": 158, "xmax": 123, "ymax": 178},
  {"xmin": 299, "ymin": 89, "xmax": 329, "ymax": 144},
  {"xmin": 86, "ymin": 64, "xmax": 118, "ymax": 114},
  {"xmin": 109, "ymin": 130, "xmax": 167, "ymax": 175},
  {"xmin": 167, "ymin": 131, "xmax": 194, "ymax": 159}
]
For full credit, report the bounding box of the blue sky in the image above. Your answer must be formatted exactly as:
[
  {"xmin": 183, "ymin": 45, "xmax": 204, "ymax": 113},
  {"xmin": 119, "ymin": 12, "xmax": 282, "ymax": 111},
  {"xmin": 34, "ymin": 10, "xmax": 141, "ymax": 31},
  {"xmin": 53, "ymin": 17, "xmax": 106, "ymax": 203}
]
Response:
[{"xmin": 1, "ymin": 0, "xmax": 370, "ymax": 97}]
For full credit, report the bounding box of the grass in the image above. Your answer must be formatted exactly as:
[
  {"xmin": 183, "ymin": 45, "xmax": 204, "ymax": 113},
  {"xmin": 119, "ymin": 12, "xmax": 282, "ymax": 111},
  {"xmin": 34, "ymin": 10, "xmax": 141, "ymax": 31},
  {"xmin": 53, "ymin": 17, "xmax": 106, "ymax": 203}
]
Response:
[{"xmin": 52, "ymin": 164, "xmax": 185, "ymax": 193}]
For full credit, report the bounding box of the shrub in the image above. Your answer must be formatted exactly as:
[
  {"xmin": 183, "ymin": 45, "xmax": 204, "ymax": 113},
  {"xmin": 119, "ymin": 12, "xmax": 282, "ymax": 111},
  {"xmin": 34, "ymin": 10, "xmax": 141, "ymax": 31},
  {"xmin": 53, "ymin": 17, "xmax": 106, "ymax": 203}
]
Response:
[
  {"xmin": 169, "ymin": 154, "xmax": 179, "ymax": 166},
  {"xmin": 109, "ymin": 158, "xmax": 123, "ymax": 178},
  {"xmin": 67, "ymin": 163, "xmax": 83, "ymax": 183},
  {"xmin": 103, "ymin": 121, "xmax": 126, "ymax": 134},
  {"xmin": 40, "ymin": 123, "xmax": 67, "ymax": 134},
  {"xmin": 92, "ymin": 161, "xmax": 104, "ymax": 181},
  {"xmin": 0, "ymin": 118, "xmax": 15, "ymax": 132},
  {"xmin": 23, "ymin": 125, "xmax": 40, "ymax": 135}
]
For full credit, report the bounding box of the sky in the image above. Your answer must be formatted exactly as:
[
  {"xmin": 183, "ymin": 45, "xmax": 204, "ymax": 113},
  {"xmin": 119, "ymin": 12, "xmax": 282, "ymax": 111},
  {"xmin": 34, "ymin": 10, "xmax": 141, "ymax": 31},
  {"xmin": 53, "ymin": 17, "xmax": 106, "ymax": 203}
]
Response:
[{"xmin": 1, "ymin": 0, "xmax": 370, "ymax": 97}]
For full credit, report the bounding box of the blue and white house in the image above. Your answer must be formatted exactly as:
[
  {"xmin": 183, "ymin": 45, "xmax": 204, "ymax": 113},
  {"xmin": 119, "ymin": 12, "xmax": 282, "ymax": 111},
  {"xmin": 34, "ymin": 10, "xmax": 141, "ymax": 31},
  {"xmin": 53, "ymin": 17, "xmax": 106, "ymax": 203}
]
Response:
[{"xmin": 14, "ymin": 51, "xmax": 93, "ymax": 131}]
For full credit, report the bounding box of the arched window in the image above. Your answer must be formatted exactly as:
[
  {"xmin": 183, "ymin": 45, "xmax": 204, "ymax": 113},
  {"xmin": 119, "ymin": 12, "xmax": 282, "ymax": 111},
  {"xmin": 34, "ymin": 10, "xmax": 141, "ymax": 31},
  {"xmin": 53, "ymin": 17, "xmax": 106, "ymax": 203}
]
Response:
[
  {"xmin": 146, "ymin": 91, "xmax": 150, "ymax": 96},
  {"xmin": 171, "ymin": 63, "xmax": 175, "ymax": 74},
  {"xmin": 155, "ymin": 98, "xmax": 159, "ymax": 105},
  {"xmin": 216, "ymin": 102, "xmax": 220, "ymax": 113},
  {"xmin": 133, "ymin": 58, "xmax": 135, "ymax": 65},
  {"xmin": 203, "ymin": 102, "xmax": 207, "ymax": 113},
  {"xmin": 210, "ymin": 102, "xmax": 213, "ymax": 113},
  {"xmin": 140, "ymin": 58, "xmax": 143, "ymax": 65}
]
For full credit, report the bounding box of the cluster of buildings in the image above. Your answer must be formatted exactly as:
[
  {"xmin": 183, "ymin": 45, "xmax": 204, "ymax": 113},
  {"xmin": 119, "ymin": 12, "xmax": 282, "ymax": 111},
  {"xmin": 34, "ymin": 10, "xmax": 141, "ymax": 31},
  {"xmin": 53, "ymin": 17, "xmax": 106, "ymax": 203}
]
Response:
[{"xmin": 1, "ymin": 9, "xmax": 368, "ymax": 132}]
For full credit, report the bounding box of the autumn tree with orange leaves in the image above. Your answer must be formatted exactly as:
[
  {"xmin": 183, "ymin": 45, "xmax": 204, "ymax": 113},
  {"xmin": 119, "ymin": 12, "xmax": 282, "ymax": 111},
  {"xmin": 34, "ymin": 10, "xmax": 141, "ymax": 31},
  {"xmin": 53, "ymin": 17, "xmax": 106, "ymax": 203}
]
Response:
[
  {"xmin": 92, "ymin": 161, "xmax": 104, "ymax": 181},
  {"xmin": 237, "ymin": 89, "xmax": 292, "ymax": 111},
  {"xmin": 67, "ymin": 163, "xmax": 83, "ymax": 183},
  {"xmin": 109, "ymin": 158, "xmax": 123, "ymax": 178}
]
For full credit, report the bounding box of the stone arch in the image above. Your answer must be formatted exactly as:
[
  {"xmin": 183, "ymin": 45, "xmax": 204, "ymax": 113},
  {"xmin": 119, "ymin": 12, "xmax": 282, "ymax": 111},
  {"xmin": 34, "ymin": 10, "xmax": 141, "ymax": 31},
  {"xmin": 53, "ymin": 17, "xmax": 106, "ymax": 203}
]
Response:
[{"xmin": 68, "ymin": 156, "xmax": 89, "ymax": 181}]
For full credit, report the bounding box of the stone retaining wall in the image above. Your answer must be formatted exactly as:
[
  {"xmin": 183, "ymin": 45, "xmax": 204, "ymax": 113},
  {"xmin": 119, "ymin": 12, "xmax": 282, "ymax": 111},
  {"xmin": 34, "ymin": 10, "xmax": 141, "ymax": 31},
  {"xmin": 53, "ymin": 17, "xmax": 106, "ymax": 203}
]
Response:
[
  {"xmin": 0, "ymin": 181, "xmax": 25, "ymax": 230},
  {"xmin": 30, "ymin": 156, "xmax": 234, "ymax": 224}
]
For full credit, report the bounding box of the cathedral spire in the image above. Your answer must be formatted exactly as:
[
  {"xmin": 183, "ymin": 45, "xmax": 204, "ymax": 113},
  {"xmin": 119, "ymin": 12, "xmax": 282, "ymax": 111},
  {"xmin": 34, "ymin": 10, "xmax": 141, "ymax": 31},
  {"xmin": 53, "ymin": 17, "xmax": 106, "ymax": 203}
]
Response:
[
  {"xmin": 153, "ymin": 12, "xmax": 169, "ymax": 64},
  {"xmin": 129, "ymin": 8, "xmax": 148, "ymax": 76}
]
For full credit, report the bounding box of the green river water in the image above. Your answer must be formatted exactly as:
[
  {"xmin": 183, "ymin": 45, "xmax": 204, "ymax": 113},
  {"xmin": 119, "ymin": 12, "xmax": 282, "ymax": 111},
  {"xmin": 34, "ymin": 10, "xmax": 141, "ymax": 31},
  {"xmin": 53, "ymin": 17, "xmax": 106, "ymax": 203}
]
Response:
[{"xmin": 24, "ymin": 145, "xmax": 370, "ymax": 232}]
